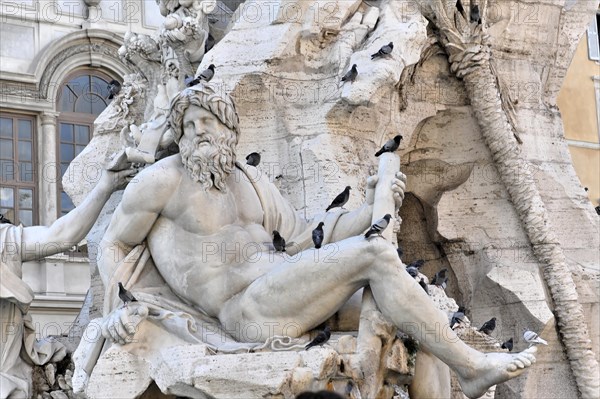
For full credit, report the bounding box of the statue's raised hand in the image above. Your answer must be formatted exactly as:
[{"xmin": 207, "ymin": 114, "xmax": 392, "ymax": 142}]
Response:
[
  {"xmin": 101, "ymin": 303, "xmax": 149, "ymax": 345},
  {"xmin": 365, "ymin": 171, "xmax": 407, "ymax": 210}
]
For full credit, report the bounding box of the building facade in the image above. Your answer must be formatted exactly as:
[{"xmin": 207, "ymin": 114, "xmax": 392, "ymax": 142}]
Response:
[
  {"xmin": 557, "ymin": 8, "xmax": 600, "ymax": 207},
  {"xmin": 0, "ymin": 0, "xmax": 163, "ymax": 334}
]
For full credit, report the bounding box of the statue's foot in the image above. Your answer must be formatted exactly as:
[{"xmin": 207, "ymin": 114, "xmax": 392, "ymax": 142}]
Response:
[{"xmin": 457, "ymin": 347, "xmax": 537, "ymax": 399}]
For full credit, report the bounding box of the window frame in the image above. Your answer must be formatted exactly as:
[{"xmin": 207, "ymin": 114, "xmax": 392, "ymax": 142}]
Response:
[
  {"xmin": 56, "ymin": 69, "xmax": 113, "ymax": 218},
  {"xmin": 0, "ymin": 112, "xmax": 38, "ymax": 226}
]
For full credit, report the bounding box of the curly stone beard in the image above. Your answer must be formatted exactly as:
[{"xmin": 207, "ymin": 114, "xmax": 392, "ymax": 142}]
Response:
[{"xmin": 179, "ymin": 134, "xmax": 236, "ymax": 192}]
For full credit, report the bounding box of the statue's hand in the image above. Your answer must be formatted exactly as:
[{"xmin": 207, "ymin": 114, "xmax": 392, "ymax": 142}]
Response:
[
  {"xmin": 365, "ymin": 171, "xmax": 407, "ymax": 210},
  {"xmin": 99, "ymin": 165, "xmax": 141, "ymax": 193},
  {"xmin": 101, "ymin": 304, "xmax": 149, "ymax": 345}
]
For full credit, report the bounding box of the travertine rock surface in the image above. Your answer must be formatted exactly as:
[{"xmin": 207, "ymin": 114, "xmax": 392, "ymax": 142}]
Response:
[{"xmin": 64, "ymin": 0, "xmax": 599, "ymax": 398}]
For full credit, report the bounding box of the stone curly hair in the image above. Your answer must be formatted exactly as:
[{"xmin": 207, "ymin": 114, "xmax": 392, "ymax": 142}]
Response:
[{"xmin": 168, "ymin": 84, "xmax": 240, "ymax": 144}]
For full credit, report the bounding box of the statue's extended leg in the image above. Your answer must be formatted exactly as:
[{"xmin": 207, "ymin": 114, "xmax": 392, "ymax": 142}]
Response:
[
  {"xmin": 221, "ymin": 236, "xmax": 536, "ymax": 399},
  {"xmin": 409, "ymin": 349, "xmax": 451, "ymax": 399}
]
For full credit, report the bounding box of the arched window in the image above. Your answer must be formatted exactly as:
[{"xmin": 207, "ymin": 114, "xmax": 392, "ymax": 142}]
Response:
[{"xmin": 57, "ymin": 70, "xmax": 113, "ymax": 216}]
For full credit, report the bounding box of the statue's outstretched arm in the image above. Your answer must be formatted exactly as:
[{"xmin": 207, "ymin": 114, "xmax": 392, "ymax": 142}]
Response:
[{"xmin": 20, "ymin": 167, "xmax": 138, "ymax": 262}]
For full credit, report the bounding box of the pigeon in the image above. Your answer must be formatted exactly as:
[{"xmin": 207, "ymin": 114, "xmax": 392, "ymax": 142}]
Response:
[
  {"xmin": 470, "ymin": 5, "xmax": 481, "ymax": 24},
  {"xmin": 272, "ymin": 230, "xmax": 286, "ymax": 252},
  {"xmin": 523, "ymin": 328, "xmax": 548, "ymax": 346},
  {"xmin": 246, "ymin": 152, "xmax": 261, "ymax": 167},
  {"xmin": 375, "ymin": 135, "xmax": 403, "ymax": 157},
  {"xmin": 396, "ymin": 246, "xmax": 404, "ymax": 259},
  {"xmin": 204, "ymin": 33, "xmax": 215, "ymax": 53},
  {"xmin": 418, "ymin": 279, "xmax": 429, "ymax": 295},
  {"xmin": 364, "ymin": 214, "xmax": 392, "ymax": 239},
  {"xmin": 501, "ymin": 337, "xmax": 514, "ymax": 351},
  {"xmin": 185, "ymin": 75, "xmax": 201, "ymax": 87},
  {"xmin": 431, "ymin": 268, "xmax": 448, "ymax": 289},
  {"xmin": 326, "ymin": 186, "xmax": 351, "ymax": 212},
  {"xmin": 0, "ymin": 213, "xmax": 13, "ymax": 225},
  {"xmin": 479, "ymin": 317, "xmax": 496, "ymax": 335},
  {"xmin": 341, "ymin": 64, "xmax": 358, "ymax": 83},
  {"xmin": 595, "ymin": 205, "xmax": 600, "ymax": 215},
  {"xmin": 371, "ymin": 42, "xmax": 394, "ymax": 60},
  {"xmin": 305, "ymin": 326, "xmax": 331, "ymax": 350},
  {"xmin": 312, "ymin": 222, "xmax": 325, "ymax": 249},
  {"xmin": 450, "ymin": 307, "xmax": 466, "ymax": 328},
  {"xmin": 405, "ymin": 260, "xmax": 424, "ymax": 278},
  {"xmin": 107, "ymin": 80, "xmax": 121, "ymax": 99},
  {"xmin": 199, "ymin": 64, "xmax": 215, "ymax": 82},
  {"xmin": 118, "ymin": 282, "xmax": 137, "ymax": 307}
]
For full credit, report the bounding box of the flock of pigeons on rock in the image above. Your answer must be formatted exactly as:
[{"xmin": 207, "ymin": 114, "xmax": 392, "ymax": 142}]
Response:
[{"xmin": 341, "ymin": 42, "xmax": 394, "ymax": 84}]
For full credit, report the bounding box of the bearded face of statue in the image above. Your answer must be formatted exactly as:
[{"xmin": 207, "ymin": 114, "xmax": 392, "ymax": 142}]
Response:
[{"xmin": 179, "ymin": 105, "xmax": 237, "ymax": 192}]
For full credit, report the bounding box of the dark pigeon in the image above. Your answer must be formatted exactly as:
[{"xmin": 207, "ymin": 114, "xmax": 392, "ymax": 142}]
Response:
[
  {"xmin": 0, "ymin": 213, "xmax": 13, "ymax": 225},
  {"xmin": 199, "ymin": 64, "xmax": 215, "ymax": 82},
  {"xmin": 326, "ymin": 186, "xmax": 351, "ymax": 212},
  {"xmin": 204, "ymin": 33, "xmax": 215, "ymax": 53},
  {"xmin": 396, "ymin": 246, "xmax": 404, "ymax": 259},
  {"xmin": 364, "ymin": 214, "xmax": 391, "ymax": 239},
  {"xmin": 595, "ymin": 205, "xmax": 600, "ymax": 215},
  {"xmin": 341, "ymin": 64, "xmax": 358, "ymax": 83},
  {"xmin": 450, "ymin": 308, "xmax": 465, "ymax": 328},
  {"xmin": 246, "ymin": 152, "xmax": 261, "ymax": 167},
  {"xmin": 371, "ymin": 42, "xmax": 394, "ymax": 60},
  {"xmin": 431, "ymin": 268, "xmax": 448, "ymax": 289},
  {"xmin": 479, "ymin": 317, "xmax": 496, "ymax": 335},
  {"xmin": 470, "ymin": 5, "xmax": 481, "ymax": 24},
  {"xmin": 272, "ymin": 230, "xmax": 286, "ymax": 252},
  {"xmin": 418, "ymin": 279, "xmax": 429, "ymax": 295},
  {"xmin": 375, "ymin": 135, "xmax": 402, "ymax": 157},
  {"xmin": 501, "ymin": 337, "xmax": 514, "ymax": 351},
  {"xmin": 118, "ymin": 282, "xmax": 137, "ymax": 307},
  {"xmin": 185, "ymin": 75, "xmax": 201, "ymax": 87},
  {"xmin": 312, "ymin": 222, "xmax": 325, "ymax": 249},
  {"xmin": 405, "ymin": 260, "xmax": 424, "ymax": 279},
  {"xmin": 305, "ymin": 326, "xmax": 331, "ymax": 350},
  {"xmin": 107, "ymin": 80, "xmax": 121, "ymax": 100}
]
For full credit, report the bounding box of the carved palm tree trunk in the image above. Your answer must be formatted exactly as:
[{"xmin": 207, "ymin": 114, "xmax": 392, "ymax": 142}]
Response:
[{"xmin": 428, "ymin": 2, "xmax": 600, "ymax": 398}]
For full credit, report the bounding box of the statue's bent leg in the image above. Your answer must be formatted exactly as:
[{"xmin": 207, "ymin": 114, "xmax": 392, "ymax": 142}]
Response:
[{"xmin": 220, "ymin": 236, "xmax": 536, "ymax": 399}]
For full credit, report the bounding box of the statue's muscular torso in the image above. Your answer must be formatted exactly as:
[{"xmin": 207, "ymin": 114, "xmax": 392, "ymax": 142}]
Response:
[{"xmin": 143, "ymin": 155, "xmax": 279, "ymax": 318}]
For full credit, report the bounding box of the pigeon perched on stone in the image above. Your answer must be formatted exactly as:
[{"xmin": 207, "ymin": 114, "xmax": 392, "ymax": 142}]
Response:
[
  {"xmin": 204, "ymin": 33, "xmax": 215, "ymax": 53},
  {"xmin": 272, "ymin": 230, "xmax": 286, "ymax": 252},
  {"xmin": 341, "ymin": 64, "xmax": 358, "ymax": 83},
  {"xmin": 396, "ymin": 246, "xmax": 404, "ymax": 259},
  {"xmin": 595, "ymin": 205, "xmax": 600, "ymax": 215},
  {"xmin": 305, "ymin": 326, "xmax": 331, "ymax": 350},
  {"xmin": 185, "ymin": 75, "xmax": 201, "ymax": 87},
  {"xmin": 326, "ymin": 186, "xmax": 351, "ymax": 212},
  {"xmin": 501, "ymin": 337, "xmax": 514, "ymax": 351},
  {"xmin": 199, "ymin": 64, "xmax": 215, "ymax": 82},
  {"xmin": 312, "ymin": 222, "xmax": 325, "ymax": 249},
  {"xmin": 375, "ymin": 135, "xmax": 402, "ymax": 157},
  {"xmin": 118, "ymin": 282, "xmax": 137, "ymax": 307},
  {"xmin": 523, "ymin": 328, "xmax": 548, "ymax": 346},
  {"xmin": 470, "ymin": 5, "xmax": 481, "ymax": 24},
  {"xmin": 418, "ymin": 280, "xmax": 429, "ymax": 295},
  {"xmin": 364, "ymin": 214, "xmax": 391, "ymax": 239},
  {"xmin": 450, "ymin": 307, "xmax": 466, "ymax": 328},
  {"xmin": 107, "ymin": 80, "xmax": 121, "ymax": 99},
  {"xmin": 246, "ymin": 152, "xmax": 261, "ymax": 167},
  {"xmin": 479, "ymin": 317, "xmax": 496, "ymax": 335},
  {"xmin": 431, "ymin": 268, "xmax": 448, "ymax": 289},
  {"xmin": 405, "ymin": 259, "xmax": 424, "ymax": 278},
  {"xmin": 371, "ymin": 42, "xmax": 394, "ymax": 60}
]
